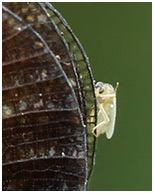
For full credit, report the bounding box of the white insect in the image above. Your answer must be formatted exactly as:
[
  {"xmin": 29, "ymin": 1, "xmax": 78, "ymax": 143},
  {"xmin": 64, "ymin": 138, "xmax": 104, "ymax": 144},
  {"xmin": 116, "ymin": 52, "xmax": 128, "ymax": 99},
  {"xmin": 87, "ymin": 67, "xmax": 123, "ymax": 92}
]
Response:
[{"xmin": 92, "ymin": 82, "xmax": 119, "ymax": 138}]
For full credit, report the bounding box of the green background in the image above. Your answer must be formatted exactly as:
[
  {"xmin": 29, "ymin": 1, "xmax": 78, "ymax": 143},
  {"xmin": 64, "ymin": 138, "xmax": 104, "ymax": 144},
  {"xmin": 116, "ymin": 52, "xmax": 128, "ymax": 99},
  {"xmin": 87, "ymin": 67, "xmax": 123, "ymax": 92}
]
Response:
[{"xmin": 52, "ymin": 2, "xmax": 152, "ymax": 191}]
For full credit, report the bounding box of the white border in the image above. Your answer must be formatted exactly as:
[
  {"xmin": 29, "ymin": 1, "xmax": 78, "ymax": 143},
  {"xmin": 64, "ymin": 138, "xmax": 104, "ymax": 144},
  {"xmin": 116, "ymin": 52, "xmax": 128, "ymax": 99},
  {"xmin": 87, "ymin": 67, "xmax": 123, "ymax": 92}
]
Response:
[
  {"xmin": 1, "ymin": 0, "xmax": 153, "ymax": 2},
  {"xmin": 1, "ymin": 1, "xmax": 152, "ymax": 192}
]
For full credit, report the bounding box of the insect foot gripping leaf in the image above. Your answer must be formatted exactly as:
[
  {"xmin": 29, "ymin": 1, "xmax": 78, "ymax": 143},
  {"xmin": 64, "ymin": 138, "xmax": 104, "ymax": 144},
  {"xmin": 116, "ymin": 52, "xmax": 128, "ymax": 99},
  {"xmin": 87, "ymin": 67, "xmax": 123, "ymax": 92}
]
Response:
[{"xmin": 92, "ymin": 82, "xmax": 119, "ymax": 138}]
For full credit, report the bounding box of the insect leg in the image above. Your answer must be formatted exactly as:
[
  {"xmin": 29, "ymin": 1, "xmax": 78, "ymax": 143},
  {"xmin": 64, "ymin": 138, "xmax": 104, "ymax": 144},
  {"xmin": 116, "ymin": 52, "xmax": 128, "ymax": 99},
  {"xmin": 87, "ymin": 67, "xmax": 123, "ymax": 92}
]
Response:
[
  {"xmin": 92, "ymin": 104, "xmax": 110, "ymax": 137},
  {"xmin": 99, "ymin": 103, "xmax": 110, "ymax": 123}
]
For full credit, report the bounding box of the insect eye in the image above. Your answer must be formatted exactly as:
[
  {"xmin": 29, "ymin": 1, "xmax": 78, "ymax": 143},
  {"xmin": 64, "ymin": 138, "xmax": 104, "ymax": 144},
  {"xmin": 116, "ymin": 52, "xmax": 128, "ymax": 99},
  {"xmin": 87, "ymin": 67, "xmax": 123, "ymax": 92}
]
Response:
[
  {"xmin": 99, "ymin": 89, "xmax": 104, "ymax": 94},
  {"xmin": 94, "ymin": 128, "xmax": 97, "ymax": 136}
]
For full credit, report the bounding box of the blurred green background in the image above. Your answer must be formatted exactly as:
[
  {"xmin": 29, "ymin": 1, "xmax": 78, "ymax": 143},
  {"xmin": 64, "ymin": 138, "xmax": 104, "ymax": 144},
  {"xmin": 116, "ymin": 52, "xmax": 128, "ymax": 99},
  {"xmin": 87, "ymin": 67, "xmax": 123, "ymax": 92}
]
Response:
[{"xmin": 52, "ymin": 2, "xmax": 152, "ymax": 191}]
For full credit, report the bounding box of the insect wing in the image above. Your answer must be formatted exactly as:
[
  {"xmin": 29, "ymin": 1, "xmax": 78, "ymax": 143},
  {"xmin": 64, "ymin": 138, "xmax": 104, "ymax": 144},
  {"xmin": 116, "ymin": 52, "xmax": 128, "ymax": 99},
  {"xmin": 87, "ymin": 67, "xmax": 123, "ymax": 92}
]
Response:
[
  {"xmin": 46, "ymin": 2, "xmax": 97, "ymax": 180},
  {"xmin": 2, "ymin": 2, "xmax": 97, "ymax": 191},
  {"xmin": 106, "ymin": 97, "xmax": 117, "ymax": 139},
  {"xmin": 95, "ymin": 109, "xmax": 105, "ymax": 136}
]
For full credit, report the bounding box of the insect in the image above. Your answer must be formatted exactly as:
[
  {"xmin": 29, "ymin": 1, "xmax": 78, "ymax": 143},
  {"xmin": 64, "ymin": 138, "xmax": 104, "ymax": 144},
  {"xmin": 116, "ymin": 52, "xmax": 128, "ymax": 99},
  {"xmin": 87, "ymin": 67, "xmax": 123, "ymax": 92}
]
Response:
[{"xmin": 92, "ymin": 82, "xmax": 119, "ymax": 138}]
